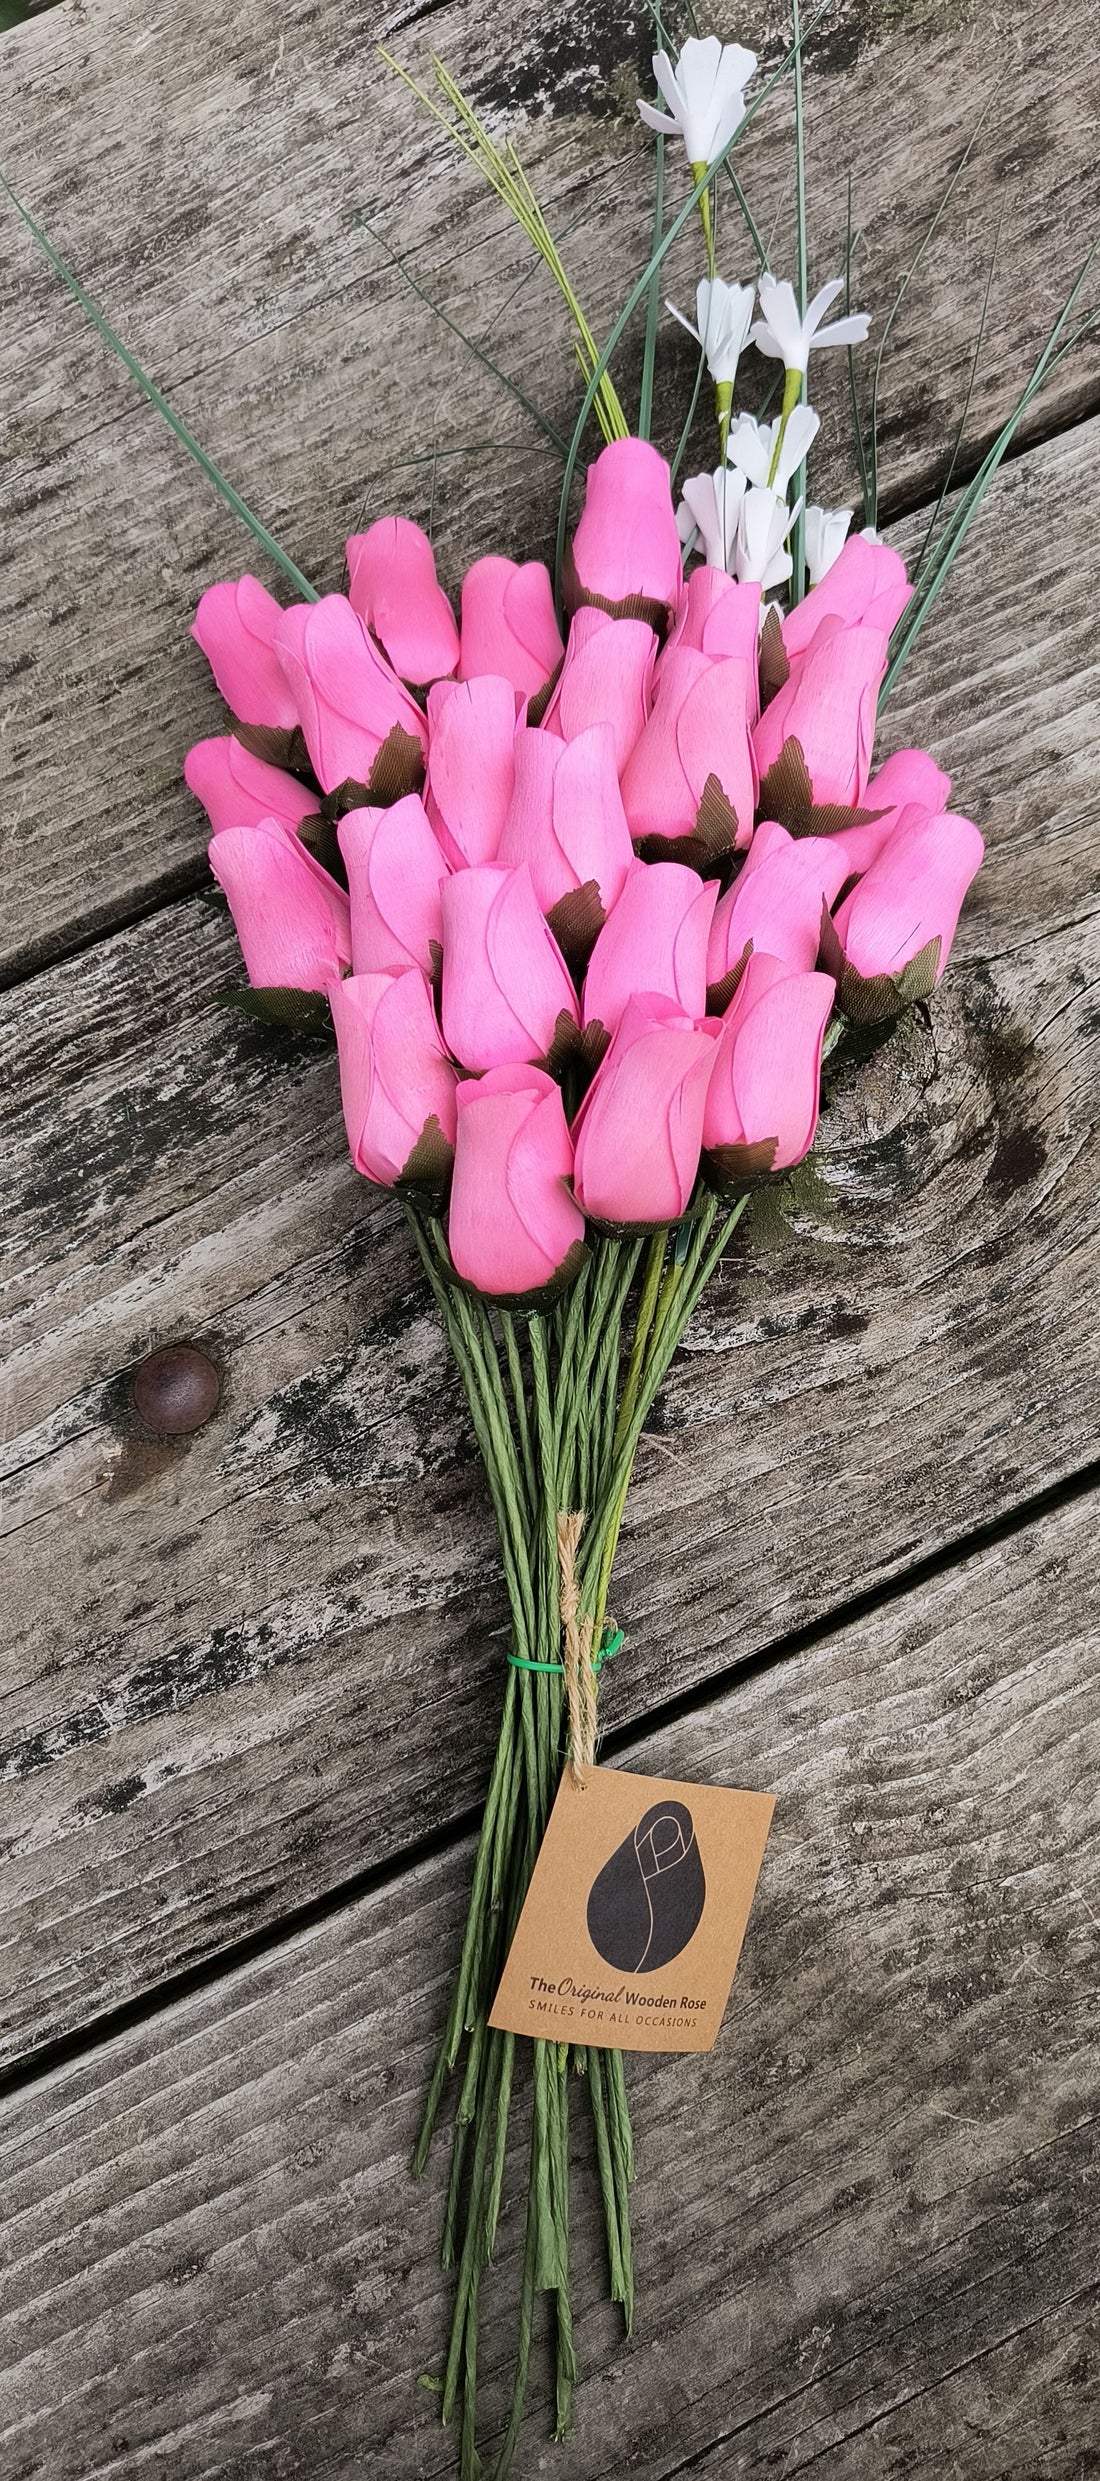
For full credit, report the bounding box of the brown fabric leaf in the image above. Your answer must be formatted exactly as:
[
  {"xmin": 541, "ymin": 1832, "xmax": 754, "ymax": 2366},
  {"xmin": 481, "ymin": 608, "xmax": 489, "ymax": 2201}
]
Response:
[
  {"xmin": 702, "ymin": 1137, "xmax": 778, "ymax": 1192},
  {"xmin": 366, "ymin": 724, "xmax": 427, "ymax": 806},
  {"xmin": 230, "ymin": 718, "xmax": 314, "ymax": 780},
  {"xmin": 545, "ymin": 878, "xmax": 606, "ymax": 969},
  {"xmin": 706, "ymin": 939, "xmax": 753, "ymax": 1016},
  {"xmin": 787, "ymin": 800, "xmax": 888, "ymax": 840},
  {"xmin": 297, "ymin": 812, "xmax": 347, "ymax": 886},
  {"xmin": 526, "ymin": 656, "xmax": 564, "ymax": 726},
  {"xmin": 544, "ymin": 1008, "xmax": 589, "ymax": 1078},
  {"xmin": 443, "ymin": 1233, "xmax": 590, "ymax": 1316},
  {"xmin": 755, "ymin": 735, "xmax": 815, "ymax": 828},
  {"xmin": 563, "ymin": 536, "xmax": 673, "ymax": 639},
  {"xmin": 694, "ymin": 771, "xmax": 742, "ymax": 858},
  {"xmin": 396, "ymin": 1114, "xmax": 454, "ymax": 1204},
  {"xmin": 820, "ymin": 914, "xmax": 943, "ymax": 1025},
  {"xmin": 757, "ymin": 607, "xmax": 790, "ymax": 710},
  {"xmin": 212, "ymin": 985, "xmax": 335, "ymax": 1040}
]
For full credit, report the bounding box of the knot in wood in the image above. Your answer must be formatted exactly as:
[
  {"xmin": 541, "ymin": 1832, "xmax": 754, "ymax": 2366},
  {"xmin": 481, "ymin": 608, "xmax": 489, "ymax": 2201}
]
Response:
[{"xmin": 131, "ymin": 1345, "xmax": 221, "ymax": 1436}]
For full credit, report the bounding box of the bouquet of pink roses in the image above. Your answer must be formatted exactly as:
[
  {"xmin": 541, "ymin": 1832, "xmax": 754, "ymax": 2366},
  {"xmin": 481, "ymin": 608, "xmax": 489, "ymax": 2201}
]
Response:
[
  {"xmin": 183, "ymin": 354, "xmax": 982, "ymax": 2481},
  {"xmin": 11, "ymin": 8, "xmax": 1096, "ymax": 2473}
]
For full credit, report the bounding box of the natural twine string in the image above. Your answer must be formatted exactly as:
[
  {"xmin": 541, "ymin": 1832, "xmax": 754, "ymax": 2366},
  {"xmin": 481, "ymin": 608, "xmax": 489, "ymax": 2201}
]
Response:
[{"xmin": 557, "ymin": 1510, "xmax": 598, "ymax": 1786}]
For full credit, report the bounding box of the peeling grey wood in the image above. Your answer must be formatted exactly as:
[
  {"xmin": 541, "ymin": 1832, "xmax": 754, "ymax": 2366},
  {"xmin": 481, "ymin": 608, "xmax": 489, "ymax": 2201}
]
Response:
[
  {"xmin": 0, "ymin": 1489, "xmax": 1096, "ymax": 2479},
  {"xmin": 2, "ymin": 409, "xmax": 1099, "ymax": 2070},
  {"xmin": 2, "ymin": 0, "xmax": 1099, "ymax": 975}
]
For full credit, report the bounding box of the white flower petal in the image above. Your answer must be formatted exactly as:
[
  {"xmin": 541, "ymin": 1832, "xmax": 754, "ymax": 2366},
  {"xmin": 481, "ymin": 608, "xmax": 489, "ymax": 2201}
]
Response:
[
  {"xmin": 692, "ymin": 275, "xmax": 756, "ymax": 384},
  {"xmin": 724, "ymin": 411, "xmax": 773, "ymax": 488},
  {"xmin": 804, "ymin": 505, "xmax": 853, "ymax": 586},
  {"xmin": 750, "ymin": 272, "xmax": 869, "ymax": 374},
  {"xmin": 666, "ymin": 297, "xmax": 703, "ymax": 347},
  {"xmin": 811, "ymin": 313, "xmax": 872, "ymax": 351},
  {"xmin": 678, "ymin": 466, "xmax": 747, "ymax": 572},
  {"xmin": 735, "ymin": 483, "xmax": 794, "ymax": 588},
  {"xmin": 638, "ymin": 101, "xmax": 680, "ymax": 135},
  {"xmin": 641, "ymin": 37, "xmax": 756, "ymax": 167},
  {"xmin": 803, "ymin": 277, "xmax": 846, "ymax": 333},
  {"xmin": 747, "ymin": 320, "xmax": 786, "ymax": 363},
  {"xmin": 773, "ymin": 402, "xmax": 820, "ymax": 493}
]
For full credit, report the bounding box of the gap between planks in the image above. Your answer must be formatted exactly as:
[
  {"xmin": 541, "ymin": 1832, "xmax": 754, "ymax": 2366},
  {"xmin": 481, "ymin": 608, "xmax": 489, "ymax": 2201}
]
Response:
[
  {"xmin": 1, "ymin": 380, "xmax": 1099, "ymax": 1003},
  {"xmin": 0, "ymin": 1482, "xmax": 1095, "ymax": 2480},
  {"xmin": 1, "ymin": 1448, "xmax": 1095, "ymax": 2108}
]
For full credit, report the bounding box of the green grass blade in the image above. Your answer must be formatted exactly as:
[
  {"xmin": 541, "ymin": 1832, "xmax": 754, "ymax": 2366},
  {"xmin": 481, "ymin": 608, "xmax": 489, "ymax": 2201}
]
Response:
[
  {"xmin": 0, "ymin": 168, "xmax": 320, "ymax": 599},
  {"xmin": 866, "ymin": 99, "xmax": 994, "ymax": 530},
  {"xmin": 882, "ymin": 245, "xmax": 1100, "ymax": 696},
  {"xmin": 553, "ymin": 0, "xmax": 835, "ymax": 595},
  {"xmin": 638, "ymin": 129, "xmax": 665, "ymax": 442},
  {"xmin": 363, "ymin": 217, "xmax": 569, "ymax": 456},
  {"xmin": 669, "ymin": 337, "xmax": 708, "ymax": 482},
  {"xmin": 912, "ymin": 203, "xmax": 1003, "ymax": 575},
  {"xmin": 380, "ymin": 47, "xmax": 628, "ymax": 443},
  {"xmin": 787, "ymin": 0, "xmax": 810, "ymax": 606},
  {"xmin": 722, "ymin": 163, "xmax": 768, "ymax": 271},
  {"xmin": 845, "ymin": 172, "xmax": 870, "ymax": 516}
]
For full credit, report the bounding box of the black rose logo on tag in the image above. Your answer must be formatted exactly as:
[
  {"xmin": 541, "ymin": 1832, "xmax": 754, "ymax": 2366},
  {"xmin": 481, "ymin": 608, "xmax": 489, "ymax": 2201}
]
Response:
[{"xmin": 586, "ymin": 1801, "xmax": 706, "ymax": 1973}]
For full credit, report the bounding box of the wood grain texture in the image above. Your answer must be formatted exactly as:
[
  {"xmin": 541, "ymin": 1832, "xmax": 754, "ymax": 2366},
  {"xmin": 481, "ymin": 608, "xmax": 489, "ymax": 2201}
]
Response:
[
  {"xmin": 1, "ymin": 1486, "xmax": 1096, "ymax": 2479},
  {"xmin": 2, "ymin": 0, "xmax": 1099, "ymax": 975},
  {"xmin": 2, "ymin": 407, "xmax": 1099, "ymax": 2073}
]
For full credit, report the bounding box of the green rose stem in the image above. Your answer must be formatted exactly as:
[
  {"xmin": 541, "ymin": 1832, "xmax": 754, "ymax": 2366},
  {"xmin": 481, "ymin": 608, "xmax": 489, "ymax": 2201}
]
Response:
[{"xmin": 403, "ymin": 1195, "xmax": 748, "ymax": 2476}]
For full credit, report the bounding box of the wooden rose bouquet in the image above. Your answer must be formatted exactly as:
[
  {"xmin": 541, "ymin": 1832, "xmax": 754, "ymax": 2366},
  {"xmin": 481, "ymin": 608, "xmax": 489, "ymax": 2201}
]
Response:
[{"xmin": 9, "ymin": 5, "xmax": 1097, "ymax": 2474}]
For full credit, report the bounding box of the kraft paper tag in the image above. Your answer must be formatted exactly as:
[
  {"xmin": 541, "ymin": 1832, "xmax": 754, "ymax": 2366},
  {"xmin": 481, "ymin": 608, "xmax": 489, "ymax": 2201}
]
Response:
[{"xmin": 489, "ymin": 1764, "xmax": 774, "ymax": 2054}]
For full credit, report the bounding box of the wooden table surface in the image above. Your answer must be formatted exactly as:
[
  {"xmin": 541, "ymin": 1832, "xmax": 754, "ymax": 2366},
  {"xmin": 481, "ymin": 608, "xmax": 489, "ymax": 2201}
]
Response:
[{"xmin": 2, "ymin": 2, "xmax": 1098, "ymax": 2474}]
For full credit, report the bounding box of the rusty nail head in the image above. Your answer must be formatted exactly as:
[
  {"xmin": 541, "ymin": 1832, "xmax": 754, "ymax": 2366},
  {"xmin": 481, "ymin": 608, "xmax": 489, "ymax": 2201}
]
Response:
[{"xmin": 131, "ymin": 1345, "xmax": 221, "ymax": 1436}]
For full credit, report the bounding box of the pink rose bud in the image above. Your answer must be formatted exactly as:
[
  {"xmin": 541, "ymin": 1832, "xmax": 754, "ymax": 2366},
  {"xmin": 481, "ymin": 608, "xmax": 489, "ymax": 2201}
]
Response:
[
  {"xmin": 457, "ymin": 556, "xmax": 564, "ymax": 695},
  {"xmin": 449, "ymin": 1065, "xmax": 585, "ymax": 1297},
  {"xmin": 827, "ymin": 746, "xmax": 953, "ymax": 877},
  {"xmin": 338, "ymin": 794, "xmax": 450, "ymax": 978},
  {"xmin": 583, "ymin": 858, "xmax": 717, "ymax": 1038},
  {"xmin": 662, "ymin": 568, "xmax": 762, "ymax": 718},
  {"xmin": 191, "ymin": 575, "xmax": 300, "ymax": 729},
  {"xmin": 209, "ymin": 818, "xmax": 351, "ymax": 991},
  {"xmin": 497, "ymin": 723, "xmax": 633, "ymax": 915},
  {"xmin": 570, "ymin": 438, "xmax": 683, "ymax": 631},
  {"xmin": 424, "ymin": 675, "xmax": 519, "ymax": 869},
  {"xmin": 867, "ymin": 746, "xmax": 952, "ymax": 815},
  {"xmin": 541, "ymin": 607, "xmax": 657, "ymax": 775},
  {"xmin": 783, "ymin": 534, "xmax": 912, "ymax": 661},
  {"xmin": 620, "ymin": 646, "xmax": 757, "ymax": 847},
  {"xmin": 708, "ymin": 820, "xmax": 852, "ymax": 982},
  {"xmin": 346, "ymin": 516, "xmax": 460, "ymax": 687},
  {"xmin": 329, "ymin": 968, "xmax": 458, "ymax": 1187},
  {"xmin": 184, "ymin": 735, "xmax": 318, "ymax": 836},
  {"xmin": 273, "ymin": 595, "xmax": 427, "ymax": 795},
  {"xmin": 440, "ymin": 865, "xmax": 580, "ymax": 1072},
  {"xmin": 829, "ymin": 810, "xmax": 985, "ymax": 1011},
  {"xmin": 572, "ymin": 993, "xmax": 720, "ymax": 1226},
  {"xmin": 703, "ymin": 953, "xmax": 835, "ymax": 1171},
  {"xmin": 752, "ymin": 617, "xmax": 888, "ymax": 810}
]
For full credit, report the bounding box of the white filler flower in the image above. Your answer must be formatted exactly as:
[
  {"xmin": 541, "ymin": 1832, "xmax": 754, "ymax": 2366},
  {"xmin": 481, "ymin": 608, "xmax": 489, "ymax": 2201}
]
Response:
[
  {"xmin": 734, "ymin": 485, "xmax": 797, "ymax": 591},
  {"xmin": 677, "ymin": 465, "xmax": 748, "ymax": 572},
  {"xmin": 725, "ymin": 403, "xmax": 820, "ymax": 495},
  {"xmin": 804, "ymin": 505, "xmax": 854, "ymax": 585},
  {"xmin": 750, "ymin": 273, "xmax": 870, "ymax": 374},
  {"xmin": 639, "ymin": 36, "xmax": 757, "ymax": 169},
  {"xmin": 667, "ymin": 277, "xmax": 756, "ymax": 386}
]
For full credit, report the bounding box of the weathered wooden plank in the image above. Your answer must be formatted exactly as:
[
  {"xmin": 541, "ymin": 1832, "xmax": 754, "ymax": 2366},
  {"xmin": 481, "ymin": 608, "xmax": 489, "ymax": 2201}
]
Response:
[
  {"xmin": 3, "ymin": 410, "xmax": 1099, "ymax": 2071},
  {"xmin": 2, "ymin": 0, "xmax": 1099, "ymax": 975},
  {"xmin": 1, "ymin": 1488, "xmax": 1096, "ymax": 2479}
]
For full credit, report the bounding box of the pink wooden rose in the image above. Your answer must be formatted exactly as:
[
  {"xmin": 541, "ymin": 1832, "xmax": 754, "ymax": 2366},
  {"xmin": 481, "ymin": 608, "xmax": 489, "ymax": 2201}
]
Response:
[{"xmin": 449, "ymin": 1066, "xmax": 585, "ymax": 1296}]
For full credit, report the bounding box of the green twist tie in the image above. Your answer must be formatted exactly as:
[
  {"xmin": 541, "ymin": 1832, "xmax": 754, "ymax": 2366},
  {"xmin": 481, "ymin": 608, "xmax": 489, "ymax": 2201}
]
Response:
[{"xmin": 508, "ymin": 1626, "xmax": 624, "ymax": 1678}]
